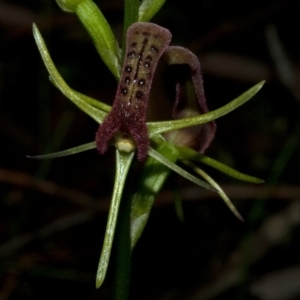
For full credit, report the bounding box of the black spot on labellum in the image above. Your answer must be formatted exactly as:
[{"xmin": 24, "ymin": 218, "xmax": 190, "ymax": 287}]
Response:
[
  {"xmin": 125, "ymin": 66, "xmax": 132, "ymax": 73},
  {"xmin": 147, "ymin": 72, "xmax": 151, "ymax": 79},
  {"xmin": 127, "ymin": 51, "xmax": 136, "ymax": 59},
  {"xmin": 145, "ymin": 55, "xmax": 152, "ymax": 61},
  {"xmin": 121, "ymin": 87, "xmax": 128, "ymax": 95},
  {"xmin": 135, "ymin": 91, "xmax": 143, "ymax": 99},
  {"xmin": 151, "ymin": 45, "xmax": 159, "ymax": 53},
  {"xmin": 125, "ymin": 76, "xmax": 131, "ymax": 85},
  {"xmin": 131, "ymin": 42, "xmax": 137, "ymax": 47},
  {"xmin": 143, "ymin": 38, "xmax": 149, "ymax": 45},
  {"xmin": 138, "ymin": 79, "xmax": 145, "ymax": 86}
]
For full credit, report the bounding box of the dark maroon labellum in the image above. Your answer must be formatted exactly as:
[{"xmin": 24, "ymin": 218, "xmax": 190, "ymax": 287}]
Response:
[{"xmin": 96, "ymin": 22, "xmax": 172, "ymax": 160}]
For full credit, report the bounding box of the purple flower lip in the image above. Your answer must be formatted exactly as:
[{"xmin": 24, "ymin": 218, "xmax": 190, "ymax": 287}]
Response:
[{"xmin": 96, "ymin": 22, "xmax": 172, "ymax": 161}]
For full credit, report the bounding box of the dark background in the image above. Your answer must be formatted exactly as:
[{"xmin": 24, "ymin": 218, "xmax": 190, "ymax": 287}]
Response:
[{"xmin": 1, "ymin": 0, "xmax": 300, "ymax": 299}]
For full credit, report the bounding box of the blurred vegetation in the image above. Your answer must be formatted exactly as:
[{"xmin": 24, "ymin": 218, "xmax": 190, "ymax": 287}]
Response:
[{"xmin": 1, "ymin": 0, "xmax": 300, "ymax": 299}]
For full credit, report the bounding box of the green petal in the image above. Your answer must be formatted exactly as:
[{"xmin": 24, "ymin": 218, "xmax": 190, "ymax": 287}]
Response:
[
  {"xmin": 74, "ymin": 91, "xmax": 111, "ymax": 113},
  {"xmin": 27, "ymin": 142, "xmax": 96, "ymax": 159},
  {"xmin": 177, "ymin": 146, "xmax": 264, "ymax": 184},
  {"xmin": 147, "ymin": 81, "xmax": 265, "ymax": 136},
  {"xmin": 184, "ymin": 161, "xmax": 244, "ymax": 221},
  {"xmin": 57, "ymin": 0, "xmax": 121, "ymax": 78},
  {"xmin": 123, "ymin": 0, "xmax": 139, "ymax": 51},
  {"xmin": 148, "ymin": 147, "xmax": 218, "ymax": 192},
  {"xmin": 138, "ymin": 0, "xmax": 166, "ymax": 22},
  {"xmin": 33, "ymin": 24, "xmax": 107, "ymax": 124}
]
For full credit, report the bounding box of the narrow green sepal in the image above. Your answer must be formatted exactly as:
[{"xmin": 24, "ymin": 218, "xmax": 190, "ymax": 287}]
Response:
[
  {"xmin": 27, "ymin": 142, "xmax": 96, "ymax": 159},
  {"xmin": 148, "ymin": 81, "xmax": 265, "ymax": 136},
  {"xmin": 177, "ymin": 146, "xmax": 264, "ymax": 184},
  {"xmin": 139, "ymin": 0, "xmax": 166, "ymax": 22},
  {"xmin": 123, "ymin": 0, "xmax": 139, "ymax": 52},
  {"xmin": 148, "ymin": 147, "xmax": 219, "ymax": 192},
  {"xmin": 33, "ymin": 24, "xmax": 108, "ymax": 124},
  {"xmin": 57, "ymin": 0, "xmax": 121, "ymax": 78},
  {"xmin": 96, "ymin": 150, "xmax": 134, "ymax": 288},
  {"xmin": 56, "ymin": 0, "xmax": 82, "ymax": 12},
  {"xmin": 183, "ymin": 161, "xmax": 244, "ymax": 221},
  {"xmin": 173, "ymin": 188, "xmax": 185, "ymax": 222}
]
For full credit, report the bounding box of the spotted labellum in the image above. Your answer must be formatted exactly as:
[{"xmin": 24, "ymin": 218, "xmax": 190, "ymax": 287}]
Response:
[{"xmin": 96, "ymin": 23, "xmax": 172, "ymax": 161}]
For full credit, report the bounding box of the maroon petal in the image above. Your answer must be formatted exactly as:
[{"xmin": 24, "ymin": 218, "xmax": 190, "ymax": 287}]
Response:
[{"xmin": 163, "ymin": 46, "xmax": 216, "ymax": 153}]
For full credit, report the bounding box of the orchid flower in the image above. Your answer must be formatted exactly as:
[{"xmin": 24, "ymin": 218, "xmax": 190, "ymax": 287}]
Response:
[{"xmin": 29, "ymin": 0, "xmax": 264, "ymax": 289}]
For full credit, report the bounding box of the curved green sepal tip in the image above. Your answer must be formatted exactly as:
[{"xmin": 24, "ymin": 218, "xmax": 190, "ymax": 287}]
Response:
[
  {"xmin": 139, "ymin": 0, "xmax": 166, "ymax": 22},
  {"xmin": 148, "ymin": 147, "xmax": 219, "ymax": 192},
  {"xmin": 32, "ymin": 24, "xmax": 108, "ymax": 124},
  {"xmin": 96, "ymin": 151, "xmax": 135, "ymax": 288},
  {"xmin": 177, "ymin": 146, "xmax": 264, "ymax": 184},
  {"xmin": 184, "ymin": 161, "xmax": 244, "ymax": 221},
  {"xmin": 148, "ymin": 81, "xmax": 265, "ymax": 136},
  {"xmin": 56, "ymin": 0, "xmax": 83, "ymax": 12},
  {"xmin": 27, "ymin": 142, "xmax": 97, "ymax": 159}
]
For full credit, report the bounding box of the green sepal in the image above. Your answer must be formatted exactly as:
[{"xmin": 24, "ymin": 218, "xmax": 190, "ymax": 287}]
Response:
[
  {"xmin": 27, "ymin": 142, "xmax": 96, "ymax": 159},
  {"xmin": 139, "ymin": 0, "xmax": 166, "ymax": 22},
  {"xmin": 57, "ymin": 0, "xmax": 121, "ymax": 79},
  {"xmin": 33, "ymin": 24, "xmax": 108, "ymax": 124},
  {"xmin": 148, "ymin": 147, "xmax": 218, "ymax": 192},
  {"xmin": 176, "ymin": 146, "xmax": 264, "ymax": 184},
  {"xmin": 173, "ymin": 187, "xmax": 184, "ymax": 222},
  {"xmin": 183, "ymin": 160, "xmax": 244, "ymax": 221},
  {"xmin": 148, "ymin": 81, "xmax": 265, "ymax": 136},
  {"xmin": 96, "ymin": 150, "xmax": 135, "ymax": 288},
  {"xmin": 123, "ymin": 0, "xmax": 140, "ymax": 53}
]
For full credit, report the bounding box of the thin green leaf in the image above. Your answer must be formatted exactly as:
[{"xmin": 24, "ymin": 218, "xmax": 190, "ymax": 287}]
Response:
[
  {"xmin": 27, "ymin": 142, "xmax": 96, "ymax": 159},
  {"xmin": 33, "ymin": 24, "xmax": 107, "ymax": 124},
  {"xmin": 148, "ymin": 81, "xmax": 265, "ymax": 136},
  {"xmin": 139, "ymin": 0, "xmax": 166, "ymax": 22},
  {"xmin": 177, "ymin": 146, "xmax": 264, "ymax": 184},
  {"xmin": 148, "ymin": 147, "xmax": 218, "ymax": 192},
  {"xmin": 184, "ymin": 160, "xmax": 244, "ymax": 221},
  {"xmin": 96, "ymin": 150, "xmax": 134, "ymax": 288}
]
